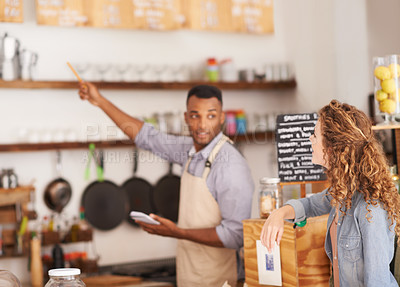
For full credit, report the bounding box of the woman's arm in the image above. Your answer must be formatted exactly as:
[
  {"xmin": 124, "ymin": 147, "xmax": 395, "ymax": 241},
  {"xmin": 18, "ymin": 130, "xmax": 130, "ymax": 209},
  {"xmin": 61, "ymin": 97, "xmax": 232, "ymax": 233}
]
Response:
[
  {"xmin": 261, "ymin": 188, "xmax": 332, "ymax": 252},
  {"xmin": 357, "ymin": 202, "xmax": 396, "ymax": 286},
  {"xmin": 260, "ymin": 205, "xmax": 295, "ymax": 252},
  {"xmin": 286, "ymin": 188, "xmax": 332, "ymax": 223}
]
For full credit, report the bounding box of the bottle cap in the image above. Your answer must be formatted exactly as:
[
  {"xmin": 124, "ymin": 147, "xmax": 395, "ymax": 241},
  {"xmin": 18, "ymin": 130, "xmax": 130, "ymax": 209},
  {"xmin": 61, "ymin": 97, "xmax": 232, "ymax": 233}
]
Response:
[
  {"xmin": 295, "ymin": 219, "xmax": 307, "ymax": 227},
  {"xmin": 207, "ymin": 58, "xmax": 217, "ymax": 65},
  {"xmin": 48, "ymin": 268, "xmax": 80, "ymax": 276},
  {"xmin": 260, "ymin": 177, "xmax": 280, "ymax": 184}
]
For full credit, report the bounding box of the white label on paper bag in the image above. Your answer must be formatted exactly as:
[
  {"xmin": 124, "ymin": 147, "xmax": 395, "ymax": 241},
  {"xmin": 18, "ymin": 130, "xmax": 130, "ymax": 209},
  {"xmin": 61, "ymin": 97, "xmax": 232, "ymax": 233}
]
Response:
[{"xmin": 256, "ymin": 240, "xmax": 282, "ymax": 286}]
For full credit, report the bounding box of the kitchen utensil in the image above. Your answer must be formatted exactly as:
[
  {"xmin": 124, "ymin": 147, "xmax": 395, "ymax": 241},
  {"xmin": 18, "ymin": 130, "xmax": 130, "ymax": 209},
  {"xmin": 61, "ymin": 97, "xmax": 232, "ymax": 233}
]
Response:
[
  {"xmin": 44, "ymin": 151, "xmax": 72, "ymax": 213},
  {"xmin": 1, "ymin": 169, "xmax": 9, "ymax": 189},
  {"xmin": 0, "ymin": 33, "xmax": 6, "ymax": 78},
  {"xmin": 85, "ymin": 143, "xmax": 103, "ymax": 181},
  {"xmin": 2, "ymin": 35, "xmax": 20, "ymax": 81},
  {"xmin": 67, "ymin": 61, "xmax": 83, "ymax": 82},
  {"xmin": 20, "ymin": 49, "xmax": 38, "ymax": 81},
  {"xmin": 81, "ymin": 149, "xmax": 127, "ymax": 231},
  {"xmin": 1, "ymin": 169, "xmax": 18, "ymax": 189},
  {"xmin": 152, "ymin": 162, "xmax": 180, "ymax": 222},
  {"xmin": 122, "ymin": 148, "xmax": 155, "ymax": 227},
  {"xmin": 16, "ymin": 215, "xmax": 27, "ymax": 254}
]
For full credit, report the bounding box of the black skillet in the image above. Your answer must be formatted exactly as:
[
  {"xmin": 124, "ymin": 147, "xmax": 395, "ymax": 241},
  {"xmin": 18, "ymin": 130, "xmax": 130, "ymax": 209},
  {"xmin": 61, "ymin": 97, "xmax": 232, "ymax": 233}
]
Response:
[
  {"xmin": 122, "ymin": 148, "xmax": 155, "ymax": 226},
  {"xmin": 152, "ymin": 162, "xmax": 180, "ymax": 222},
  {"xmin": 81, "ymin": 149, "xmax": 128, "ymax": 231}
]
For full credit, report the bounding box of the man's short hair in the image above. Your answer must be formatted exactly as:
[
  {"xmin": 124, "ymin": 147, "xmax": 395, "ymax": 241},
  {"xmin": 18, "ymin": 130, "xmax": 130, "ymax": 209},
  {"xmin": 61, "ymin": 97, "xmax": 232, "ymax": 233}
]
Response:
[{"xmin": 186, "ymin": 85, "xmax": 223, "ymax": 106}]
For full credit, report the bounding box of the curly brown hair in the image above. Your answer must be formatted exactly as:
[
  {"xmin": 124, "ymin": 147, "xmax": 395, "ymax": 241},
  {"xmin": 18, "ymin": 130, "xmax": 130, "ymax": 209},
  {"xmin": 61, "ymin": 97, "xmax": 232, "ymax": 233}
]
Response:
[{"xmin": 319, "ymin": 100, "xmax": 400, "ymax": 237}]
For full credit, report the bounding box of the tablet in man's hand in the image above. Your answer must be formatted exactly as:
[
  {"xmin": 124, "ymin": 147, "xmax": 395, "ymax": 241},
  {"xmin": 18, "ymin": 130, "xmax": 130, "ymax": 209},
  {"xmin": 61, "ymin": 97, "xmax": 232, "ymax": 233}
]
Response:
[{"xmin": 130, "ymin": 211, "xmax": 160, "ymax": 225}]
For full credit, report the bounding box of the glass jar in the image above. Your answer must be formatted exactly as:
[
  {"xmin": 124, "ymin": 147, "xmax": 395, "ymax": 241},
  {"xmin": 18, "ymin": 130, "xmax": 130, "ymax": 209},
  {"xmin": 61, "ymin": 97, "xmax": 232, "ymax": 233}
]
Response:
[
  {"xmin": 0, "ymin": 270, "xmax": 21, "ymax": 287},
  {"xmin": 206, "ymin": 58, "xmax": 219, "ymax": 82},
  {"xmin": 45, "ymin": 268, "xmax": 85, "ymax": 287},
  {"xmin": 259, "ymin": 177, "xmax": 282, "ymax": 218},
  {"xmin": 389, "ymin": 165, "xmax": 400, "ymax": 192},
  {"xmin": 373, "ymin": 55, "xmax": 400, "ymax": 124},
  {"xmin": 225, "ymin": 112, "xmax": 237, "ymax": 136}
]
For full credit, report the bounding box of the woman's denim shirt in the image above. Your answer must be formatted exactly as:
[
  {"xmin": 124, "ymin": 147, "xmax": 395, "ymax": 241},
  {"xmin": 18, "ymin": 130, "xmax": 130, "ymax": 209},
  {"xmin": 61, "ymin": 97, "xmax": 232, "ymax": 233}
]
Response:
[{"xmin": 286, "ymin": 188, "xmax": 397, "ymax": 287}]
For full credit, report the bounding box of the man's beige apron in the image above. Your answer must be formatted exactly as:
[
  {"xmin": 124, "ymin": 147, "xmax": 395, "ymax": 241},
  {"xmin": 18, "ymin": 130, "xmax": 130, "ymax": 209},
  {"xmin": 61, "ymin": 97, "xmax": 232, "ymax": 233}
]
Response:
[{"xmin": 176, "ymin": 135, "xmax": 237, "ymax": 287}]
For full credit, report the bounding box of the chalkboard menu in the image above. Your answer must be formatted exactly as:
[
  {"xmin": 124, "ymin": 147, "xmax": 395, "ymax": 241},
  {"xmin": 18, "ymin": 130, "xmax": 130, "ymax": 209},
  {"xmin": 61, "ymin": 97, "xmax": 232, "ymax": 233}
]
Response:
[
  {"xmin": 276, "ymin": 113, "xmax": 326, "ymax": 183},
  {"xmin": 0, "ymin": 0, "xmax": 23, "ymax": 23}
]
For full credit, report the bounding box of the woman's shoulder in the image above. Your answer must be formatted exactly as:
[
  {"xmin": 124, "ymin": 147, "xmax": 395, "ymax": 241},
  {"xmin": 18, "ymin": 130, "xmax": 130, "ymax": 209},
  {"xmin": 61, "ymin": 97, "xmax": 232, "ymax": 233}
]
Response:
[{"xmin": 352, "ymin": 192, "xmax": 387, "ymax": 218}]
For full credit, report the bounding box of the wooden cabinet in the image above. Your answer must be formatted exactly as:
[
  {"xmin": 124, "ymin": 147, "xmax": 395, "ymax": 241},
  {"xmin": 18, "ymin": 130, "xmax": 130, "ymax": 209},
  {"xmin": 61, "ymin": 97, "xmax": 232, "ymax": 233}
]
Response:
[
  {"xmin": 0, "ymin": 186, "xmax": 36, "ymax": 258},
  {"xmin": 243, "ymin": 215, "xmax": 330, "ymax": 287},
  {"xmin": 41, "ymin": 229, "xmax": 98, "ymax": 275}
]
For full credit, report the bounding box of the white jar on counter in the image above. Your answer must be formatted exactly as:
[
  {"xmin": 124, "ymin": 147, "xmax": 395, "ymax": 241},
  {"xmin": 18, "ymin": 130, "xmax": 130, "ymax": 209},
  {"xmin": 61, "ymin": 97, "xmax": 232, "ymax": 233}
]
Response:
[
  {"xmin": 259, "ymin": 177, "xmax": 282, "ymax": 218},
  {"xmin": 45, "ymin": 268, "xmax": 85, "ymax": 287}
]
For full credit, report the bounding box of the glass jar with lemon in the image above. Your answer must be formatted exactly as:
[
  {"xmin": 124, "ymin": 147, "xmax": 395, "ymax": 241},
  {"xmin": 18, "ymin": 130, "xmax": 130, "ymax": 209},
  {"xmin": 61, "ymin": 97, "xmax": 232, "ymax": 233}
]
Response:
[{"xmin": 373, "ymin": 55, "xmax": 400, "ymax": 124}]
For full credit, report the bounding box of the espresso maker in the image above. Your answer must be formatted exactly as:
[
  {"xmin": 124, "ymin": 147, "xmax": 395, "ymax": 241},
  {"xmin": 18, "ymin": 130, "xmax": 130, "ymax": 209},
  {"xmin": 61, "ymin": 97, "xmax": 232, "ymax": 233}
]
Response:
[{"xmin": 2, "ymin": 34, "xmax": 21, "ymax": 81}]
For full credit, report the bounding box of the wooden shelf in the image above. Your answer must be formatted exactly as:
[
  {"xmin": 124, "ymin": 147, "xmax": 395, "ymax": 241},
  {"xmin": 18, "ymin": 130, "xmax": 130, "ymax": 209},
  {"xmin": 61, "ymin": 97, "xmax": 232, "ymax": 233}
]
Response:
[
  {"xmin": 0, "ymin": 185, "xmax": 35, "ymax": 193},
  {"xmin": 0, "ymin": 132, "xmax": 274, "ymax": 152},
  {"xmin": 41, "ymin": 230, "xmax": 93, "ymax": 246},
  {"xmin": 0, "ymin": 140, "xmax": 135, "ymax": 152},
  {"xmin": 0, "ymin": 79, "xmax": 296, "ymax": 90},
  {"xmin": 0, "ymin": 253, "xmax": 28, "ymax": 259},
  {"xmin": 0, "ymin": 185, "xmax": 35, "ymax": 207},
  {"xmin": 372, "ymin": 124, "xmax": 400, "ymax": 130}
]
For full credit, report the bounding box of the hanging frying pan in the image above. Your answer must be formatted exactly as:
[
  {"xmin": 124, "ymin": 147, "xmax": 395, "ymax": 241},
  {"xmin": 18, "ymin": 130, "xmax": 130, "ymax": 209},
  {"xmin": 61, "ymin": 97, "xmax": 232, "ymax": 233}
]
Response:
[
  {"xmin": 81, "ymin": 148, "xmax": 128, "ymax": 231},
  {"xmin": 152, "ymin": 162, "xmax": 180, "ymax": 222},
  {"xmin": 44, "ymin": 151, "xmax": 72, "ymax": 213},
  {"xmin": 122, "ymin": 148, "xmax": 155, "ymax": 227}
]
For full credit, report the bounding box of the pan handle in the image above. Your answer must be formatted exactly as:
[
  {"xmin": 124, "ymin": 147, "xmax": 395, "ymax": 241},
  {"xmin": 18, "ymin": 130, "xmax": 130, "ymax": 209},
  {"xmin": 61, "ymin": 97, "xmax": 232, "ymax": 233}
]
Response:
[
  {"xmin": 84, "ymin": 144, "xmax": 104, "ymax": 181},
  {"xmin": 85, "ymin": 144, "xmax": 96, "ymax": 180},
  {"xmin": 56, "ymin": 150, "xmax": 62, "ymax": 177},
  {"xmin": 168, "ymin": 162, "xmax": 173, "ymax": 175},
  {"xmin": 97, "ymin": 150, "xmax": 104, "ymax": 182},
  {"xmin": 84, "ymin": 148, "xmax": 92, "ymax": 180},
  {"xmin": 133, "ymin": 147, "xmax": 138, "ymax": 176}
]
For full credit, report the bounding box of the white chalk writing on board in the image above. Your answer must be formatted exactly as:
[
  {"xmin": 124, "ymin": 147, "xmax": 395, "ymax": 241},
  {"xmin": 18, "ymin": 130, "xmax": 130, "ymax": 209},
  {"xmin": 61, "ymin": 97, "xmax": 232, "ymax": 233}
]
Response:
[{"xmin": 275, "ymin": 113, "xmax": 326, "ymax": 182}]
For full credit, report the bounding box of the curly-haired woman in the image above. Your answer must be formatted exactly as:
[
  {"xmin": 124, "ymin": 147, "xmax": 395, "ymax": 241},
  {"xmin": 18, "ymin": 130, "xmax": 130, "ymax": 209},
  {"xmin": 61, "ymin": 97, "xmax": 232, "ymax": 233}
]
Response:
[{"xmin": 260, "ymin": 100, "xmax": 400, "ymax": 286}]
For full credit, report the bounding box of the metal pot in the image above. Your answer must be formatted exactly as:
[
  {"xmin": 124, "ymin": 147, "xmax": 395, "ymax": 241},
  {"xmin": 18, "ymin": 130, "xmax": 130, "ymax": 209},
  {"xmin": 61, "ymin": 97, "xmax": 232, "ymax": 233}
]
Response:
[{"xmin": 44, "ymin": 151, "xmax": 72, "ymax": 213}]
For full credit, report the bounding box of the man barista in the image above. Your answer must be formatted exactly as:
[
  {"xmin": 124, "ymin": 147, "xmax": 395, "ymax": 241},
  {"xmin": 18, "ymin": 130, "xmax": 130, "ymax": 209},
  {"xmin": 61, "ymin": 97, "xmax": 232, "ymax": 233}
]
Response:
[{"xmin": 78, "ymin": 83, "xmax": 254, "ymax": 287}]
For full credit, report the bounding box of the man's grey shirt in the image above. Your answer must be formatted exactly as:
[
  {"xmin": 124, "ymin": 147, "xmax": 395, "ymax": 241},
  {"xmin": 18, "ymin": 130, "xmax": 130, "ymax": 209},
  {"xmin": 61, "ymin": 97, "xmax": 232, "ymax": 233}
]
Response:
[{"xmin": 135, "ymin": 123, "xmax": 254, "ymax": 249}]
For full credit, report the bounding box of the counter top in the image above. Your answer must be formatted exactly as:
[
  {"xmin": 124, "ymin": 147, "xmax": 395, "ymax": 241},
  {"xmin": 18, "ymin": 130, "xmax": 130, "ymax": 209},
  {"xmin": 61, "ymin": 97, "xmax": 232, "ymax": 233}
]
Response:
[{"xmin": 22, "ymin": 280, "xmax": 173, "ymax": 287}]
